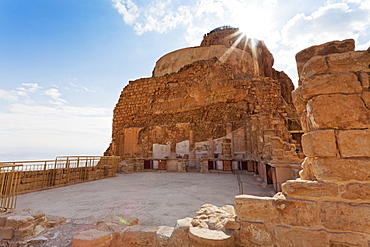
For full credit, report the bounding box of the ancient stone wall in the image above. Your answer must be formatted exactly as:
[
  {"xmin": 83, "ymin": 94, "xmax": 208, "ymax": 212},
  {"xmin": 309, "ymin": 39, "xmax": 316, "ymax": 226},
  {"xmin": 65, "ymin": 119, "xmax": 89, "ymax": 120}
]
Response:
[
  {"xmin": 106, "ymin": 57, "xmax": 295, "ymax": 160},
  {"xmin": 234, "ymin": 40, "xmax": 370, "ymax": 246},
  {"xmin": 152, "ymin": 45, "xmax": 256, "ymax": 77}
]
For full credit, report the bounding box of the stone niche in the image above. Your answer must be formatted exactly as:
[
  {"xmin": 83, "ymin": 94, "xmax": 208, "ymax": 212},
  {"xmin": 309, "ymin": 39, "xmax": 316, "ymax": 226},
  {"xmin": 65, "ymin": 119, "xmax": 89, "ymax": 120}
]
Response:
[
  {"xmin": 235, "ymin": 39, "xmax": 370, "ymax": 246},
  {"xmin": 105, "ymin": 27, "xmax": 302, "ymax": 181}
]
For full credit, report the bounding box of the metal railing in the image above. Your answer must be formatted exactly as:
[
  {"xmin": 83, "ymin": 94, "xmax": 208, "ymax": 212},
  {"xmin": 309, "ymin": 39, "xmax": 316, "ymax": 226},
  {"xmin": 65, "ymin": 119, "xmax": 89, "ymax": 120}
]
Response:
[
  {"xmin": 0, "ymin": 156, "xmax": 121, "ymax": 196},
  {"xmin": 0, "ymin": 164, "xmax": 22, "ymax": 214}
]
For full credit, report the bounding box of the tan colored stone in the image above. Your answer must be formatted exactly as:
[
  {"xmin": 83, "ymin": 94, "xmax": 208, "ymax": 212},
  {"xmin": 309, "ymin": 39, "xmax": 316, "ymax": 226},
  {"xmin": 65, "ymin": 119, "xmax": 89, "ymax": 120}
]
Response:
[
  {"xmin": 341, "ymin": 183, "xmax": 370, "ymax": 201},
  {"xmin": 362, "ymin": 91, "xmax": 370, "ymax": 108},
  {"xmin": 311, "ymin": 157, "xmax": 370, "ymax": 181},
  {"xmin": 306, "ymin": 94, "xmax": 370, "ymax": 130},
  {"xmin": 72, "ymin": 229, "xmax": 112, "ymax": 247},
  {"xmin": 329, "ymin": 232, "xmax": 369, "ymax": 247},
  {"xmin": 275, "ymin": 226, "xmax": 330, "ymax": 246},
  {"xmin": 171, "ymin": 217, "xmax": 192, "ymax": 247},
  {"xmin": 300, "ymin": 55, "xmax": 328, "ymax": 80},
  {"xmin": 296, "ymin": 39, "xmax": 355, "ymax": 81},
  {"xmin": 5, "ymin": 215, "xmax": 34, "ymax": 229},
  {"xmin": 301, "ymin": 130, "xmax": 337, "ymax": 158},
  {"xmin": 359, "ymin": 72, "xmax": 370, "ymax": 88},
  {"xmin": 188, "ymin": 227, "xmax": 235, "ymax": 247},
  {"xmin": 239, "ymin": 222, "xmax": 273, "ymax": 246},
  {"xmin": 224, "ymin": 220, "xmax": 240, "ymax": 230},
  {"xmin": 273, "ymin": 198, "xmax": 318, "ymax": 227},
  {"xmin": 0, "ymin": 227, "xmax": 14, "ymax": 240},
  {"xmin": 120, "ymin": 225, "xmax": 158, "ymax": 247},
  {"xmin": 337, "ymin": 129, "xmax": 370, "ymax": 157},
  {"xmin": 300, "ymin": 72, "xmax": 362, "ymax": 100},
  {"xmin": 327, "ymin": 51, "xmax": 370, "ymax": 74},
  {"xmin": 282, "ymin": 180, "xmax": 339, "ymax": 198},
  {"xmin": 192, "ymin": 204, "xmax": 235, "ymax": 231},
  {"xmin": 13, "ymin": 225, "xmax": 34, "ymax": 240},
  {"xmin": 320, "ymin": 201, "xmax": 370, "ymax": 234},
  {"xmin": 156, "ymin": 226, "xmax": 175, "ymax": 247},
  {"xmin": 291, "ymin": 87, "xmax": 306, "ymax": 114},
  {"xmin": 235, "ymin": 195, "xmax": 277, "ymax": 222}
]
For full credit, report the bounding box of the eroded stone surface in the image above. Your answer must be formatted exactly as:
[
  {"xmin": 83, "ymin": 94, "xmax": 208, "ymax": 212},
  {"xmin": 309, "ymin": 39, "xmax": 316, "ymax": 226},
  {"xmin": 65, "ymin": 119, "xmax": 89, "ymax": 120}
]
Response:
[
  {"xmin": 337, "ymin": 129, "xmax": 370, "ymax": 157},
  {"xmin": 306, "ymin": 94, "xmax": 370, "ymax": 130},
  {"xmin": 320, "ymin": 201, "xmax": 370, "ymax": 234},
  {"xmin": 296, "ymin": 39, "xmax": 355, "ymax": 81},
  {"xmin": 301, "ymin": 130, "xmax": 337, "ymax": 157},
  {"xmin": 72, "ymin": 229, "xmax": 113, "ymax": 247},
  {"xmin": 275, "ymin": 226, "xmax": 330, "ymax": 246}
]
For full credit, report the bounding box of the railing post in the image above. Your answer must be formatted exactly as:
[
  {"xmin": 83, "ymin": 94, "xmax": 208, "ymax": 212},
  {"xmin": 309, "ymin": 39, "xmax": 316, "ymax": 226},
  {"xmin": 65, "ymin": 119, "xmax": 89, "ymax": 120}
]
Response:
[
  {"xmin": 42, "ymin": 161, "xmax": 47, "ymax": 189},
  {"xmin": 66, "ymin": 157, "xmax": 70, "ymax": 185}
]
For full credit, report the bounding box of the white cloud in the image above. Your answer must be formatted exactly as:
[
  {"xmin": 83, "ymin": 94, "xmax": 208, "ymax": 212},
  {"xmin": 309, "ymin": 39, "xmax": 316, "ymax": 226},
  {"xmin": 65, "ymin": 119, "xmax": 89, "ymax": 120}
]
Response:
[
  {"xmin": 0, "ymin": 103, "xmax": 112, "ymax": 161},
  {"xmin": 0, "ymin": 89, "xmax": 18, "ymax": 102},
  {"xmin": 281, "ymin": 2, "xmax": 370, "ymax": 50},
  {"xmin": 44, "ymin": 88, "xmax": 67, "ymax": 105},
  {"xmin": 112, "ymin": 0, "xmax": 140, "ymax": 25},
  {"xmin": 112, "ymin": 0, "xmax": 370, "ymax": 86}
]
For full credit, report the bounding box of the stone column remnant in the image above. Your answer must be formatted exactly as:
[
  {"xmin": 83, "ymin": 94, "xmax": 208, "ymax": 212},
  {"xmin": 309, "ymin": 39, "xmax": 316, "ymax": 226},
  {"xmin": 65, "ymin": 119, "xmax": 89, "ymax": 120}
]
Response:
[{"xmin": 235, "ymin": 39, "xmax": 370, "ymax": 246}]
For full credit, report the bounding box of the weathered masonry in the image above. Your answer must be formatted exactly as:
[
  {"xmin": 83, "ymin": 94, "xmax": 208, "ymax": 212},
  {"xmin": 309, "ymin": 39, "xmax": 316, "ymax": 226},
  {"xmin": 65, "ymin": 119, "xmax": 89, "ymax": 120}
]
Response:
[
  {"xmin": 235, "ymin": 39, "xmax": 370, "ymax": 246},
  {"xmin": 105, "ymin": 27, "xmax": 304, "ymax": 190}
]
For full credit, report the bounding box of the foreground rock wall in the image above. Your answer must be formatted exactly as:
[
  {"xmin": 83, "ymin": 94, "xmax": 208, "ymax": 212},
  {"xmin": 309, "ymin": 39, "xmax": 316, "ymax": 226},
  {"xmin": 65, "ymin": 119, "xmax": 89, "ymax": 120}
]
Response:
[{"xmin": 235, "ymin": 40, "xmax": 370, "ymax": 246}]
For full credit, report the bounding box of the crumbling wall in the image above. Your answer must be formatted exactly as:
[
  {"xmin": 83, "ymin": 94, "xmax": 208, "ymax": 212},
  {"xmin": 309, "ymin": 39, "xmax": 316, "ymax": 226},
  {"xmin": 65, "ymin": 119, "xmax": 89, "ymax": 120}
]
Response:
[
  {"xmin": 106, "ymin": 58, "xmax": 293, "ymax": 159},
  {"xmin": 235, "ymin": 39, "xmax": 370, "ymax": 246}
]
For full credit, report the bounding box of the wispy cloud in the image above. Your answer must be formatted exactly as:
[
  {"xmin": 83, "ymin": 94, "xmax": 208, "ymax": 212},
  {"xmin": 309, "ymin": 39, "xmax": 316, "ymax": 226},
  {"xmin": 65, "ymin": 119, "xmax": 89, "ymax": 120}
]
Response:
[
  {"xmin": 112, "ymin": 0, "xmax": 370, "ymax": 85},
  {"xmin": 44, "ymin": 88, "xmax": 67, "ymax": 105}
]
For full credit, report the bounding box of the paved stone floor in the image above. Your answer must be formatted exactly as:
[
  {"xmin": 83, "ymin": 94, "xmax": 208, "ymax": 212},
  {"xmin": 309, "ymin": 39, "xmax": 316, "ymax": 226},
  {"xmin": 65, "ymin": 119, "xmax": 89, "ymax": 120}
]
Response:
[{"xmin": 16, "ymin": 172, "xmax": 275, "ymax": 227}]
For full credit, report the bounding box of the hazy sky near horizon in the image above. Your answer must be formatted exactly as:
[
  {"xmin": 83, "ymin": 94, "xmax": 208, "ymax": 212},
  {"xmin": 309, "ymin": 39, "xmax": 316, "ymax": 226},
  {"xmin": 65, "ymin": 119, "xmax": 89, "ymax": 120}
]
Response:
[{"xmin": 1, "ymin": 0, "xmax": 369, "ymax": 161}]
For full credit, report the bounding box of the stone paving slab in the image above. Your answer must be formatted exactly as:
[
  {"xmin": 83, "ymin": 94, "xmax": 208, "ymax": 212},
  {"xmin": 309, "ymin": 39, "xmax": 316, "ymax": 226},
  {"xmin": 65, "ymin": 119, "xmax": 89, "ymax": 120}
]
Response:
[{"xmin": 16, "ymin": 172, "xmax": 274, "ymax": 227}]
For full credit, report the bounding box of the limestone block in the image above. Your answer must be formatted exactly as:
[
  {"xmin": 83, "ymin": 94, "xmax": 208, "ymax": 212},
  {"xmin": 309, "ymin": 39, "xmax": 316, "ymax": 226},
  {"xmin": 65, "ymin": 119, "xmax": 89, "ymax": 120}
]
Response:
[
  {"xmin": 188, "ymin": 227, "xmax": 235, "ymax": 247},
  {"xmin": 72, "ymin": 229, "xmax": 113, "ymax": 247},
  {"xmin": 273, "ymin": 198, "xmax": 318, "ymax": 227},
  {"xmin": 337, "ymin": 129, "xmax": 370, "ymax": 157},
  {"xmin": 311, "ymin": 157, "xmax": 370, "ymax": 181},
  {"xmin": 5, "ymin": 215, "xmax": 34, "ymax": 229},
  {"xmin": 239, "ymin": 222, "xmax": 273, "ymax": 246},
  {"xmin": 329, "ymin": 232, "xmax": 369, "ymax": 247},
  {"xmin": 120, "ymin": 225, "xmax": 159, "ymax": 247},
  {"xmin": 359, "ymin": 72, "xmax": 370, "ymax": 88},
  {"xmin": 341, "ymin": 183, "xmax": 370, "ymax": 201},
  {"xmin": 327, "ymin": 51, "xmax": 370, "ymax": 74},
  {"xmin": 156, "ymin": 226, "xmax": 175, "ymax": 247},
  {"xmin": 362, "ymin": 91, "xmax": 370, "ymax": 108},
  {"xmin": 320, "ymin": 201, "xmax": 370, "ymax": 234},
  {"xmin": 300, "ymin": 72, "xmax": 362, "ymax": 100},
  {"xmin": 291, "ymin": 87, "xmax": 306, "ymax": 114},
  {"xmin": 0, "ymin": 227, "xmax": 14, "ymax": 240},
  {"xmin": 13, "ymin": 225, "xmax": 34, "ymax": 240},
  {"xmin": 171, "ymin": 217, "xmax": 192, "ymax": 247},
  {"xmin": 282, "ymin": 180, "xmax": 339, "ymax": 199},
  {"xmin": 306, "ymin": 95, "xmax": 370, "ymax": 130},
  {"xmin": 0, "ymin": 216, "xmax": 7, "ymax": 227},
  {"xmin": 301, "ymin": 130, "xmax": 337, "ymax": 158},
  {"xmin": 235, "ymin": 195, "xmax": 278, "ymax": 222},
  {"xmin": 275, "ymin": 226, "xmax": 329, "ymax": 246},
  {"xmin": 295, "ymin": 39, "xmax": 355, "ymax": 80},
  {"xmin": 300, "ymin": 55, "xmax": 328, "ymax": 80}
]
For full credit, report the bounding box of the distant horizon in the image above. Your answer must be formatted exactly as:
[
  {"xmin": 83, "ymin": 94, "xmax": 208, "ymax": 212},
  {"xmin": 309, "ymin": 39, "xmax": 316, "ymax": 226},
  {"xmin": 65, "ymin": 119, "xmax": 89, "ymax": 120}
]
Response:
[{"xmin": 1, "ymin": 0, "xmax": 369, "ymax": 161}]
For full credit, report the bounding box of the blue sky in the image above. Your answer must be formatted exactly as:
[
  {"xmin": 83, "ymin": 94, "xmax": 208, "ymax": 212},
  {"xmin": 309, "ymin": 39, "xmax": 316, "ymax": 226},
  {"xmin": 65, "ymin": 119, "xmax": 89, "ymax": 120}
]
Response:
[{"xmin": 0, "ymin": 0, "xmax": 369, "ymax": 161}]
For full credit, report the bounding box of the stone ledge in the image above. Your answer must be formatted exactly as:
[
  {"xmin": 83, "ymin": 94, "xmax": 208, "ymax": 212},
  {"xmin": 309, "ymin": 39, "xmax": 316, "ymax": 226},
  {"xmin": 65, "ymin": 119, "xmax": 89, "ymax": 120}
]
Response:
[{"xmin": 282, "ymin": 180, "xmax": 339, "ymax": 199}]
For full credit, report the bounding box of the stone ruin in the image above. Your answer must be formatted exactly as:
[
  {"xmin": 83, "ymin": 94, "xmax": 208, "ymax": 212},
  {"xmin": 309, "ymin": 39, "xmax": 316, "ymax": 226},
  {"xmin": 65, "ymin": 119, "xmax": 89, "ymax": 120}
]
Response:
[
  {"xmin": 104, "ymin": 26, "xmax": 303, "ymax": 190},
  {"xmin": 235, "ymin": 39, "xmax": 370, "ymax": 246},
  {"xmin": 2, "ymin": 28, "xmax": 370, "ymax": 246}
]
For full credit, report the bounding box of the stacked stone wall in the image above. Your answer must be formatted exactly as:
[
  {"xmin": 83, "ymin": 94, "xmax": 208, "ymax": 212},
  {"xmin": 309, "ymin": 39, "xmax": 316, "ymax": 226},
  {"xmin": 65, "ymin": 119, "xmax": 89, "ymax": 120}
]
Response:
[
  {"xmin": 235, "ymin": 40, "xmax": 370, "ymax": 246},
  {"xmin": 107, "ymin": 58, "xmax": 293, "ymax": 159}
]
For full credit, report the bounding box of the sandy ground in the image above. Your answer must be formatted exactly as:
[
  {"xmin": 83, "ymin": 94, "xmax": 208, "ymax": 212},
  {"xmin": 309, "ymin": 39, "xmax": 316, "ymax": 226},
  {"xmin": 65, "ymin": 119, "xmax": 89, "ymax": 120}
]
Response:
[{"xmin": 14, "ymin": 171, "xmax": 275, "ymax": 246}]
